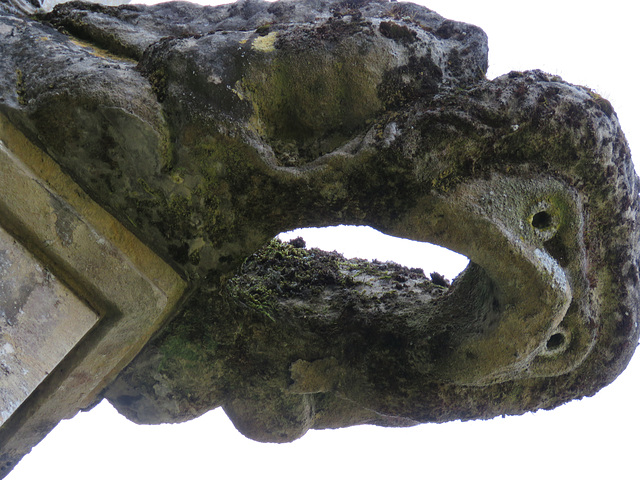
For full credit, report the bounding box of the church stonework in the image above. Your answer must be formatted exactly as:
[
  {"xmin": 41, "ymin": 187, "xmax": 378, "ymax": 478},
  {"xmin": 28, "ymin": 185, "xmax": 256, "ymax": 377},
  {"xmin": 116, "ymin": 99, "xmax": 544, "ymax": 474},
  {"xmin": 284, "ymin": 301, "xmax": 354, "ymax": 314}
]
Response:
[{"xmin": 0, "ymin": 0, "xmax": 638, "ymax": 475}]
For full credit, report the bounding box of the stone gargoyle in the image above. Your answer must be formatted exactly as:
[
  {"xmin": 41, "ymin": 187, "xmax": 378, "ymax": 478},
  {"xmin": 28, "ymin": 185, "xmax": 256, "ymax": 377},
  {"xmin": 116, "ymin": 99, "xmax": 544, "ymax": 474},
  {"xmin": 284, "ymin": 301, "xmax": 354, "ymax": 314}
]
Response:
[{"xmin": 0, "ymin": 0, "xmax": 638, "ymax": 455}]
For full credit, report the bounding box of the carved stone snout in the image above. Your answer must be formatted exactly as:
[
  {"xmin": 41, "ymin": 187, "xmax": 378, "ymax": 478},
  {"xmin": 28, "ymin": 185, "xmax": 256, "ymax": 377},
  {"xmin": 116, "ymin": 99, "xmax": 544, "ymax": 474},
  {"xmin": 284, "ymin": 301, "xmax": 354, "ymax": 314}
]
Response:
[{"xmin": 1, "ymin": 0, "xmax": 638, "ymax": 459}]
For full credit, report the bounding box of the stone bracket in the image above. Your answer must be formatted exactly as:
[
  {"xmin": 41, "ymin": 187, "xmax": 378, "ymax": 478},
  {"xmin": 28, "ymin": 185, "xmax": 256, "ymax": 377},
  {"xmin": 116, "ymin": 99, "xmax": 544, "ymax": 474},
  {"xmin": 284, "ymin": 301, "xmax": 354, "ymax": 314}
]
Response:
[{"xmin": 0, "ymin": 115, "xmax": 187, "ymax": 476}]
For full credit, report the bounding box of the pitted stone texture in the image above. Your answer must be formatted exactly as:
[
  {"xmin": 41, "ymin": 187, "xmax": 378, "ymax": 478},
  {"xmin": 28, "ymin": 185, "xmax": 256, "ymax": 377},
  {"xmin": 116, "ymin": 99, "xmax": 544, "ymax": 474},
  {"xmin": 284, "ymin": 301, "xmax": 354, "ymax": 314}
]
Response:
[
  {"xmin": 41, "ymin": 0, "xmax": 129, "ymax": 12},
  {"xmin": 0, "ymin": 0, "xmax": 490, "ymax": 273},
  {"xmin": 39, "ymin": 0, "xmax": 488, "ymax": 78},
  {"xmin": 4, "ymin": 0, "xmax": 130, "ymax": 15},
  {"xmin": 0, "ymin": 0, "xmax": 638, "ymax": 455}
]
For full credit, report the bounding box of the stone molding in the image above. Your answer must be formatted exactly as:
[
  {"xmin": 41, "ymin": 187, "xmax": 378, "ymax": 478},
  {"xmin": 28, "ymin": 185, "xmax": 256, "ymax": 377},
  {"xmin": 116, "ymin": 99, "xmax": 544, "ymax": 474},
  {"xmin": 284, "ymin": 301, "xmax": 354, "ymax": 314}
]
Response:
[{"xmin": 0, "ymin": 115, "xmax": 186, "ymax": 476}]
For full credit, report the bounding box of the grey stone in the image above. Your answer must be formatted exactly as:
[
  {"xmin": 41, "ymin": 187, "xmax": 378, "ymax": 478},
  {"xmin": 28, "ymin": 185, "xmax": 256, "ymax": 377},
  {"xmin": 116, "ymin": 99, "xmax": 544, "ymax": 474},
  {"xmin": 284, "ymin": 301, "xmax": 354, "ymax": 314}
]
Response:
[
  {"xmin": 4, "ymin": 0, "xmax": 130, "ymax": 15},
  {"xmin": 39, "ymin": 0, "xmax": 130, "ymax": 12},
  {"xmin": 0, "ymin": 107, "xmax": 185, "ymax": 477},
  {"xmin": 0, "ymin": 222, "xmax": 100, "ymax": 426},
  {"xmin": 0, "ymin": 0, "xmax": 638, "ymax": 471}
]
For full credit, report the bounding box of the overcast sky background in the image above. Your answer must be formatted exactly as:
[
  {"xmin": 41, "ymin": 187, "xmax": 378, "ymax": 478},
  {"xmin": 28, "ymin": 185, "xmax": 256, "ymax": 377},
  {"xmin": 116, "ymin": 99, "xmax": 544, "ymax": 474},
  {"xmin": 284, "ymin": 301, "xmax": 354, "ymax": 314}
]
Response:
[{"xmin": 9, "ymin": 1, "xmax": 640, "ymax": 478}]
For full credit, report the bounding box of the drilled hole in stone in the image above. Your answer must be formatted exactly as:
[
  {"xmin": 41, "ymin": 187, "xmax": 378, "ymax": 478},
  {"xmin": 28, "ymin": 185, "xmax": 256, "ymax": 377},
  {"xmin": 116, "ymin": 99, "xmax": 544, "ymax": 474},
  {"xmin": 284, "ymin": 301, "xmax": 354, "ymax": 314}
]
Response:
[
  {"xmin": 546, "ymin": 332, "xmax": 566, "ymax": 351},
  {"xmin": 531, "ymin": 211, "xmax": 553, "ymax": 229},
  {"xmin": 278, "ymin": 225, "xmax": 469, "ymax": 281}
]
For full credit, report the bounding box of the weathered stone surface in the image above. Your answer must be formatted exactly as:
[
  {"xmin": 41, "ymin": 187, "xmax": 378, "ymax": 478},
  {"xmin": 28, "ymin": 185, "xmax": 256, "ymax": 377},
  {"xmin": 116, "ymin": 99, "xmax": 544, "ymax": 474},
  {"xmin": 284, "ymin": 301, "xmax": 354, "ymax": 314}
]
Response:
[
  {"xmin": 0, "ymin": 222, "xmax": 100, "ymax": 426},
  {"xmin": 0, "ymin": 98, "xmax": 185, "ymax": 476},
  {"xmin": 2, "ymin": 0, "xmax": 488, "ymax": 274},
  {"xmin": 6, "ymin": 0, "xmax": 130, "ymax": 15},
  {"xmin": 0, "ymin": 0, "xmax": 638, "ymax": 465}
]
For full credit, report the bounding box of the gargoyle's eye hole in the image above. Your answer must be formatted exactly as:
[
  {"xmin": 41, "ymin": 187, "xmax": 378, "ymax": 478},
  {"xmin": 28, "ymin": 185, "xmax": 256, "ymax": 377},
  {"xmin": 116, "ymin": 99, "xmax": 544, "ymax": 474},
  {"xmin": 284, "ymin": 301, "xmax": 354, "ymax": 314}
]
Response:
[
  {"xmin": 546, "ymin": 332, "xmax": 566, "ymax": 351},
  {"xmin": 531, "ymin": 210, "xmax": 553, "ymax": 230}
]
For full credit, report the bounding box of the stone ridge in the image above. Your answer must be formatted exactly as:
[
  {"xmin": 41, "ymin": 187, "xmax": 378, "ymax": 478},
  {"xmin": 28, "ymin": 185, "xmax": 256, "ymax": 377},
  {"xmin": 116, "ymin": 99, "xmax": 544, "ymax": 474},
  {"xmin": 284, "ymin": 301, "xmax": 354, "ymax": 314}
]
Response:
[
  {"xmin": 41, "ymin": 0, "xmax": 488, "ymax": 77},
  {"xmin": 0, "ymin": 113, "xmax": 186, "ymax": 477}
]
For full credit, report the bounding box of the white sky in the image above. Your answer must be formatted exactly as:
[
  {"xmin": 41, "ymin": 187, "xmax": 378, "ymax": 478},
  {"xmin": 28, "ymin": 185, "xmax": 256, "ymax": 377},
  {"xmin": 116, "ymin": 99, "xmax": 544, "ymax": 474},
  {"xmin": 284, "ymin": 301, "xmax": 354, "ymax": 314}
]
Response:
[{"xmin": 9, "ymin": 1, "xmax": 640, "ymax": 479}]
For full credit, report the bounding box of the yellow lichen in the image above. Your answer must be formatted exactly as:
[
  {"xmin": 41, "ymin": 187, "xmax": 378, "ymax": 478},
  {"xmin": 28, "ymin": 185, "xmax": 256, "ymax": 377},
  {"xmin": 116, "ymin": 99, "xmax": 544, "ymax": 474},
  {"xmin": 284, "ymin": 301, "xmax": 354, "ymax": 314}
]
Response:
[
  {"xmin": 251, "ymin": 32, "xmax": 278, "ymax": 52},
  {"xmin": 69, "ymin": 38, "xmax": 135, "ymax": 63}
]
